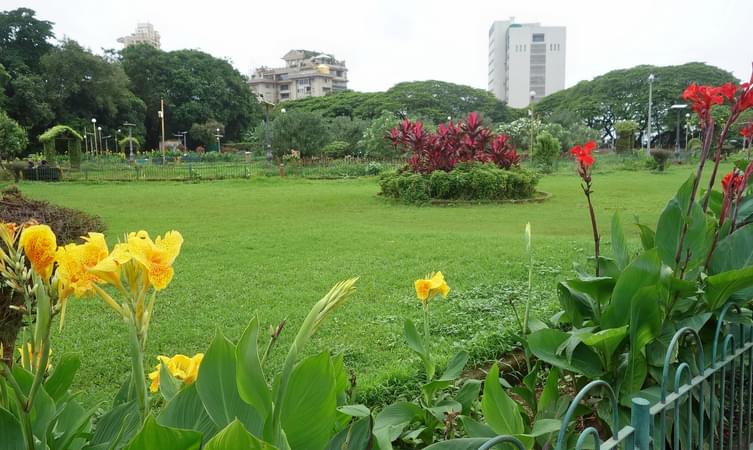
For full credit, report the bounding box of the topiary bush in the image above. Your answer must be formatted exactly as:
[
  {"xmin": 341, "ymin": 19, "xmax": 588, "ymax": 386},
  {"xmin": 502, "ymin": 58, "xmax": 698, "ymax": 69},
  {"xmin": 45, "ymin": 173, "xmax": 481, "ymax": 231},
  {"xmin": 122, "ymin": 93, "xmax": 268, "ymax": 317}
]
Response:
[
  {"xmin": 615, "ymin": 120, "xmax": 638, "ymax": 153},
  {"xmin": 321, "ymin": 140, "xmax": 351, "ymax": 158},
  {"xmin": 531, "ymin": 131, "xmax": 561, "ymax": 173},
  {"xmin": 379, "ymin": 163, "xmax": 539, "ymax": 204},
  {"xmin": 649, "ymin": 148, "xmax": 673, "ymax": 171}
]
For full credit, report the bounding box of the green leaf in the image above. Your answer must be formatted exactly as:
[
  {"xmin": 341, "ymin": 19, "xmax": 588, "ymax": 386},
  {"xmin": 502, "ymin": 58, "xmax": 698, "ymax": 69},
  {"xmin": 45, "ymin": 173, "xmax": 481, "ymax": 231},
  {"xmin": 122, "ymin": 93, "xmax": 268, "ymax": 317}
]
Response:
[
  {"xmin": 123, "ymin": 415, "xmax": 202, "ymax": 450},
  {"xmin": 159, "ymin": 362, "xmax": 181, "ymax": 402},
  {"xmin": 481, "ymin": 364, "xmax": 525, "ymax": 435},
  {"xmin": 280, "ymin": 353, "xmax": 338, "ymax": 450},
  {"xmin": 196, "ymin": 331, "xmax": 263, "ymax": 435},
  {"xmin": 621, "ymin": 285, "xmax": 663, "ymax": 398},
  {"xmin": 373, "ymin": 402, "xmax": 422, "ymax": 449},
  {"xmin": 0, "ymin": 407, "xmax": 24, "ymax": 450},
  {"xmin": 439, "ymin": 351, "xmax": 469, "ymax": 380},
  {"xmin": 404, "ymin": 319, "xmax": 428, "ymax": 358},
  {"xmin": 12, "ymin": 365, "xmax": 55, "ymax": 447},
  {"xmin": 602, "ymin": 249, "xmax": 662, "ymax": 329},
  {"xmin": 44, "ymin": 352, "xmax": 80, "ymax": 401},
  {"xmin": 51, "ymin": 398, "xmax": 96, "ymax": 450},
  {"xmin": 538, "ymin": 367, "xmax": 560, "ymax": 412},
  {"xmin": 459, "ymin": 416, "xmax": 495, "ymax": 438},
  {"xmin": 611, "ymin": 212, "xmax": 630, "ymax": 269},
  {"xmin": 636, "ymin": 223, "xmax": 656, "ymax": 251},
  {"xmin": 423, "ymin": 438, "xmax": 493, "ymax": 450},
  {"xmin": 705, "ymin": 264, "xmax": 753, "ymax": 310},
  {"xmin": 530, "ymin": 418, "xmax": 562, "ymax": 437},
  {"xmin": 427, "ymin": 399, "xmax": 462, "ymax": 422},
  {"xmin": 158, "ymin": 383, "xmax": 218, "ymax": 442},
  {"xmin": 709, "ymin": 224, "xmax": 753, "ymax": 300},
  {"xmin": 88, "ymin": 400, "xmax": 140, "ymax": 448},
  {"xmin": 454, "ymin": 380, "xmax": 482, "ymax": 415},
  {"xmin": 656, "ymin": 180, "xmax": 712, "ymax": 272},
  {"xmin": 204, "ymin": 419, "xmax": 278, "ymax": 450},
  {"xmin": 527, "ymin": 329, "xmax": 605, "ymax": 378},
  {"xmin": 558, "ymin": 278, "xmax": 614, "ymax": 327},
  {"xmin": 236, "ymin": 317, "xmax": 273, "ymax": 420},
  {"xmin": 337, "ymin": 404, "xmax": 370, "ymax": 418},
  {"xmin": 579, "ymin": 326, "xmax": 628, "ymax": 365},
  {"xmin": 325, "ymin": 416, "xmax": 373, "ymax": 450}
]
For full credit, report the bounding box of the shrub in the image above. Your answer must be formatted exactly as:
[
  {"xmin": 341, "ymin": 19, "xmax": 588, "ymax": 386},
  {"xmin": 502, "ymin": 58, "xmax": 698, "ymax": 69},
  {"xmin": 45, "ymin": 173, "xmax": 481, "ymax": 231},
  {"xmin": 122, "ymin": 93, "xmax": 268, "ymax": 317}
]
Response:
[
  {"xmin": 687, "ymin": 137, "xmax": 703, "ymax": 151},
  {"xmin": 649, "ymin": 148, "xmax": 673, "ymax": 171},
  {"xmin": 531, "ymin": 131, "xmax": 561, "ymax": 173},
  {"xmin": 0, "ymin": 111, "xmax": 28, "ymax": 159},
  {"xmin": 358, "ymin": 111, "xmax": 402, "ymax": 159},
  {"xmin": 615, "ymin": 120, "xmax": 639, "ymax": 153},
  {"xmin": 321, "ymin": 140, "xmax": 351, "ymax": 158},
  {"xmin": 365, "ymin": 161, "xmax": 384, "ymax": 175},
  {"xmin": 379, "ymin": 163, "xmax": 539, "ymax": 204}
]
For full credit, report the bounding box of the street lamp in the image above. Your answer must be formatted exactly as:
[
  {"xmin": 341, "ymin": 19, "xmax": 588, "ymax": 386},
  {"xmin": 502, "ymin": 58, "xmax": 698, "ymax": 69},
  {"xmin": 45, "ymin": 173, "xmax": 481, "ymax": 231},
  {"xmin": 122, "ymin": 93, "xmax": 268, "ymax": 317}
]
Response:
[
  {"xmin": 258, "ymin": 94, "xmax": 275, "ymax": 162},
  {"xmin": 670, "ymin": 104, "xmax": 687, "ymax": 155},
  {"xmin": 529, "ymin": 91, "xmax": 537, "ymax": 152},
  {"xmin": 214, "ymin": 128, "xmax": 223, "ymax": 153},
  {"xmin": 91, "ymin": 118, "xmax": 98, "ymax": 155},
  {"xmin": 684, "ymin": 113, "xmax": 691, "ymax": 150},
  {"xmin": 116, "ymin": 129, "xmax": 121, "ymax": 152},
  {"xmin": 97, "ymin": 126, "xmax": 102, "ymax": 154},
  {"xmin": 646, "ymin": 73, "xmax": 655, "ymax": 155},
  {"xmin": 123, "ymin": 122, "xmax": 136, "ymax": 162},
  {"xmin": 103, "ymin": 135, "xmax": 112, "ymax": 152}
]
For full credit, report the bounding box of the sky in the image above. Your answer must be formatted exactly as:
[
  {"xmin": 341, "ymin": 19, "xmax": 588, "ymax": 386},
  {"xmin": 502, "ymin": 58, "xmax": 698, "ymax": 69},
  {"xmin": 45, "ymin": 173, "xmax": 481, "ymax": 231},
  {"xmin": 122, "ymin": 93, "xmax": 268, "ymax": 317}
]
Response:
[{"xmin": 7, "ymin": 0, "xmax": 753, "ymax": 92}]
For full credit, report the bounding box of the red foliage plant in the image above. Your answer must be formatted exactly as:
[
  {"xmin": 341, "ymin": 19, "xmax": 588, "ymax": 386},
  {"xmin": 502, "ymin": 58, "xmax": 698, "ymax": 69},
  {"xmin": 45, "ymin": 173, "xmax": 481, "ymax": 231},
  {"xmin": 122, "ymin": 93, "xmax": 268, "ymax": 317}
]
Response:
[{"xmin": 388, "ymin": 112, "xmax": 520, "ymax": 174}]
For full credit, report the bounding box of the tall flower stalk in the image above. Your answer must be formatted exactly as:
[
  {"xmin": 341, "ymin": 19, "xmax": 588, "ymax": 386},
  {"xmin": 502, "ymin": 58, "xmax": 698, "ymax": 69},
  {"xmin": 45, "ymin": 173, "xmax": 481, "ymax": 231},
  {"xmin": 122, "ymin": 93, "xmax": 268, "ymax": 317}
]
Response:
[{"xmin": 570, "ymin": 141, "xmax": 601, "ymax": 278}]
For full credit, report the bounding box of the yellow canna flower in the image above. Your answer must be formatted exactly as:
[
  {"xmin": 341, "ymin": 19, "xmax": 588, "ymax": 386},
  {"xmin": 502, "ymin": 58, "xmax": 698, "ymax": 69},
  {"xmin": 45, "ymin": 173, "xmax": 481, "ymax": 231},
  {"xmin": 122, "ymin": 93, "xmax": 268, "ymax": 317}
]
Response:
[
  {"xmin": 414, "ymin": 271, "xmax": 450, "ymax": 304},
  {"xmin": 55, "ymin": 233, "xmax": 110, "ymax": 302},
  {"xmin": 127, "ymin": 230, "xmax": 183, "ymax": 291},
  {"xmin": 148, "ymin": 353, "xmax": 204, "ymax": 392},
  {"xmin": 19, "ymin": 224, "xmax": 57, "ymax": 281},
  {"xmin": 89, "ymin": 242, "xmax": 132, "ymax": 287}
]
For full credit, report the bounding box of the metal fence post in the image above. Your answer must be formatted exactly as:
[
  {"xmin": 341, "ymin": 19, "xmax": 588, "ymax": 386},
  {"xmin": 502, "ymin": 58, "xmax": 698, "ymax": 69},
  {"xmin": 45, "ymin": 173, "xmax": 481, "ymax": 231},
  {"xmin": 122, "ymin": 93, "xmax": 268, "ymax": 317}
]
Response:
[{"xmin": 631, "ymin": 397, "xmax": 651, "ymax": 450}]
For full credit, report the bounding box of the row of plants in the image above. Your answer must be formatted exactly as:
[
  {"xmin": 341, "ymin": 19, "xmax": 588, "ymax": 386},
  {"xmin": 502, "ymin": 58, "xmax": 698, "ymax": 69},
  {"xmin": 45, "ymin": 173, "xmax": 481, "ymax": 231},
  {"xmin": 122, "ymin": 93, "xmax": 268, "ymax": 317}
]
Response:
[{"xmin": 2, "ymin": 73, "xmax": 753, "ymax": 450}]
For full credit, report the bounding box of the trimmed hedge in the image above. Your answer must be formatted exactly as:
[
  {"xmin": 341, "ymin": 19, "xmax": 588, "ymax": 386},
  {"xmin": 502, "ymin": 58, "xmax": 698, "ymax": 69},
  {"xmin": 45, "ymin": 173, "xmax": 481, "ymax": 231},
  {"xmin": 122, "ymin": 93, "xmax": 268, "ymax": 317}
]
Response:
[{"xmin": 379, "ymin": 162, "xmax": 539, "ymax": 204}]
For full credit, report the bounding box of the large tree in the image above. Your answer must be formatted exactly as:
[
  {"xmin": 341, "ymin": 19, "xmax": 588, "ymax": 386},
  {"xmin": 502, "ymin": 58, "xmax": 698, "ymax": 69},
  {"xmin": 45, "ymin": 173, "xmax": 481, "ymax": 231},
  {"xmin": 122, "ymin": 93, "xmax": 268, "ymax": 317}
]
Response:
[
  {"xmin": 535, "ymin": 62, "xmax": 738, "ymax": 144},
  {"xmin": 121, "ymin": 45, "xmax": 261, "ymax": 148},
  {"xmin": 280, "ymin": 80, "xmax": 514, "ymax": 124}
]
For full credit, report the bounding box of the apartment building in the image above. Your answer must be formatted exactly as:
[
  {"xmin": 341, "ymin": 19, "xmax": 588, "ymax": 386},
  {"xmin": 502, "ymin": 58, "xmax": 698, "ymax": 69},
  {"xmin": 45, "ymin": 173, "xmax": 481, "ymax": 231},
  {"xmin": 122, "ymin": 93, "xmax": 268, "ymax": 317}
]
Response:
[
  {"xmin": 117, "ymin": 23, "xmax": 161, "ymax": 49},
  {"xmin": 488, "ymin": 19, "xmax": 566, "ymax": 108},
  {"xmin": 249, "ymin": 50, "xmax": 348, "ymax": 103}
]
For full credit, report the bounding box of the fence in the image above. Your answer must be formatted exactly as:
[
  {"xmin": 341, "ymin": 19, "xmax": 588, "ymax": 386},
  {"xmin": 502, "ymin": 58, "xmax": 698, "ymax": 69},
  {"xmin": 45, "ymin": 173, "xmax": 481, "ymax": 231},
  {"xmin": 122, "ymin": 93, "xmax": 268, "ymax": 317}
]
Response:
[
  {"xmin": 22, "ymin": 159, "xmax": 405, "ymax": 182},
  {"xmin": 480, "ymin": 303, "xmax": 753, "ymax": 450}
]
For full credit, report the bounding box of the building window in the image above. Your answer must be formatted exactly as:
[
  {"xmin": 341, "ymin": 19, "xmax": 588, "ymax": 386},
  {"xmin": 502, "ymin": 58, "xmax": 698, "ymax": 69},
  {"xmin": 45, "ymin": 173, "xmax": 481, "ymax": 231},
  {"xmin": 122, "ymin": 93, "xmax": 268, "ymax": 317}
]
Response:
[
  {"xmin": 279, "ymin": 84, "xmax": 289, "ymax": 91},
  {"xmin": 280, "ymin": 93, "xmax": 289, "ymax": 99},
  {"xmin": 532, "ymin": 33, "xmax": 545, "ymax": 42}
]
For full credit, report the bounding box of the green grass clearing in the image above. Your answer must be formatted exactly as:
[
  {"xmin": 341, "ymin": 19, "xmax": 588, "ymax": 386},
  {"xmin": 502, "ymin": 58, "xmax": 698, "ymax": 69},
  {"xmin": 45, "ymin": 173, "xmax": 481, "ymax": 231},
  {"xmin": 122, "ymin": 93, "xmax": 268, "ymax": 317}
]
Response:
[{"xmin": 16, "ymin": 162, "xmax": 728, "ymax": 406}]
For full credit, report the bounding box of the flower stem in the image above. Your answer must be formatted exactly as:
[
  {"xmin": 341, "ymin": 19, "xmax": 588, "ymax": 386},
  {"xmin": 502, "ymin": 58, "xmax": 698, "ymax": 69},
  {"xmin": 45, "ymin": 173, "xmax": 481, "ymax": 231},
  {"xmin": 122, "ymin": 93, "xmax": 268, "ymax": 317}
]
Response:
[
  {"xmin": 0, "ymin": 361, "xmax": 34, "ymax": 450},
  {"xmin": 127, "ymin": 314, "xmax": 148, "ymax": 422},
  {"xmin": 583, "ymin": 181, "xmax": 601, "ymax": 278},
  {"xmin": 423, "ymin": 304, "xmax": 434, "ymax": 382}
]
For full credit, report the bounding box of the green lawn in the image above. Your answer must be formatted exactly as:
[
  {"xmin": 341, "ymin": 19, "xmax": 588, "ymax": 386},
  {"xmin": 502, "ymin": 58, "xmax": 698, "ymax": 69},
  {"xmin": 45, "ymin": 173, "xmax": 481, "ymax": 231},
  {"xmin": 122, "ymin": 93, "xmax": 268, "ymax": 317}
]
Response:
[{"xmin": 16, "ymin": 163, "xmax": 725, "ymax": 406}]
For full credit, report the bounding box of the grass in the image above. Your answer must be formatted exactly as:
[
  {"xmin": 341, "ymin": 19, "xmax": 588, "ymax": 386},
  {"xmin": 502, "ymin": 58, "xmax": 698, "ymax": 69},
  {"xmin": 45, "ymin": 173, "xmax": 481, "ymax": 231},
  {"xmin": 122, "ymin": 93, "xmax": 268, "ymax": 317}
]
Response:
[{"xmin": 15, "ymin": 161, "xmax": 729, "ymax": 406}]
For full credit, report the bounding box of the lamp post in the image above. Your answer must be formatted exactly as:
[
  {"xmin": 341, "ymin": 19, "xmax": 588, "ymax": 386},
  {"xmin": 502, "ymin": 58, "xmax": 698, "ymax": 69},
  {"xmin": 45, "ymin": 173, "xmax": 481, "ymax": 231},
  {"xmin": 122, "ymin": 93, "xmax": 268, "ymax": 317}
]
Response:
[
  {"xmin": 91, "ymin": 118, "xmax": 98, "ymax": 155},
  {"xmin": 646, "ymin": 73, "xmax": 655, "ymax": 155},
  {"xmin": 116, "ymin": 129, "xmax": 121, "ymax": 152},
  {"xmin": 685, "ymin": 113, "xmax": 690, "ymax": 150},
  {"xmin": 123, "ymin": 122, "xmax": 136, "ymax": 162},
  {"xmin": 158, "ymin": 98, "xmax": 166, "ymax": 163},
  {"xmin": 670, "ymin": 104, "xmax": 687, "ymax": 155},
  {"xmin": 528, "ymin": 90, "xmax": 536, "ymax": 152},
  {"xmin": 259, "ymin": 94, "xmax": 275, "ymax": 162},
  {"xmin": 214, "ymin": 128, "xmax": 223, "ymax": 153},
  {"xmin": 103, "ymin": 135, "xmax": 112, "ymax": 152},
  {"xmin": 97, "ymin": 126, "xmax": 103, "ymax": 154}
]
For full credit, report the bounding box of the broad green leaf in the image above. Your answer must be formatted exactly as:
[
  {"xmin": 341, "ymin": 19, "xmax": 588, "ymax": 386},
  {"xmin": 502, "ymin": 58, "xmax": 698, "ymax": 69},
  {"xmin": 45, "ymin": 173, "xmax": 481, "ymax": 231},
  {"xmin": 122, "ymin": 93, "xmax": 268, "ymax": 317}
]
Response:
[
  {"xmin": 44, "ymin": 352, "xmax": 80, "ymax": 401},
  {"xmin": 656, "ymin": 185, "xmax": 712, "ymax": 272},
  {"xmin": 204, "ymin": 419, "xmax": 277, "ymax": 450},
  {"xmin": 602, "ymin": 249, "xmax": 662, "ymax": 329},
  {"xmin": 530, "ymin": 418, "xmax": 562, "ymax": 437},
  {"xmin": 538, "ymin": 367, "xmax": 560, "ymax": 412},
  {"xmin": 439, "ymin": 351, "xmax": 469, "ymax": 380},
  {"xmin": 51, "ymin": 398, "xmax": 95, "ymax": 450},
  {"xmin": 427, "ymin": 399, "xmax": 462, "ymax": 422},
  {"xmin": 454, "ymin": 380, "xmax": 482, "ymax": 415},
  {"xmin": 373, "ymin": 402, "xmax": 422, "ymax": 449},
  {"xmin": 403, "ymin": 319, "xmax": 427, "ymax": 358},
  {"xmin": 527, "ymin": 329, "xmax": 605, "ymax": 378},
  {"xmin": 236, "ymin": 317, "xmax": 273, "ymax": 420},
  {"xmin": 12, "ymin": 365, "xmax": 54, "ymax": 448},
  {"xmin": 337, "ymin": 404, "xmax": 370, "ymax": 418},
  {"xmin": 158, "ymin": 383, "xmax": 218, "ymax": 442},
  {"xmin": 159, "ymin": 362, "xmax": 180, "ymax": 402},
  {"xmin": 0, "ymin": 407, "xmax": 24, "ymax": 450},
  {"xmin": 621, "ymin": 285, "xmax": 663, "ymax": 398},
  {"xmin": 280, "ymin": 353, "xmax": 337, "ymax": 450},
  {"xmin": 705, "ymin": 264, "xmax": 753, "ymax": 310},
  {"xmin": 636, "ymin": 223, "xmax": 656, "ymax": 251},
  {"xmin": 611, "ymin": 212, "xmax": 630, "ymax": 269},
  {"xmin": 325, "ymin": 416, "xmax": 373, "ymax": 450},
  {"xmin": 88, "ymin": 400, "xmax": 140, "ymax": 448},
  {"xmin": 423, "ymin": 438, "xmax": 507, "ymax": 450},
  {"xmin": 422, "ymin": 379, "xmax": 453, "ymax": 403},
  {"xmin": 580, "ymin": 326, "xmax": 629, "ymax": 366},
  {"xmin": 558, "ymin": 278, "xmax": 614, "ymax": 327},
  {"xmin": 196, "ymin": 332, "xmax": 263, "ymax": 435},
  {"xmin": 709, "ymin": 223, "xmax": 753, "ymax": 305},
  {"xmin": 459, "ymin": 416, "xmax": 495, "ymax": 438},
  {"xmin": 123, "ymin": 415, "xmax": 202, "ymax": 450},
  {"xmin": 481, "ymin": 364, "xmax": 525, "ymax": 435}
]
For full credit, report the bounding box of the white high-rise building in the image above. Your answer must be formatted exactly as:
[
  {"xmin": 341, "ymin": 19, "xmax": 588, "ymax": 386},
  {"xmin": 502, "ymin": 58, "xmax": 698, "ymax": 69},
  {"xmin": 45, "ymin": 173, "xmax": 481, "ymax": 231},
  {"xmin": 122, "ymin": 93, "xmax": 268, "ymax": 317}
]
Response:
[
  {"xmin": 118, "ymin": 23, "xmax": 161, "ymax": 49},
  {"xmin": 488, "ymin": 19, "xmax": 566, "ymax": 108}
]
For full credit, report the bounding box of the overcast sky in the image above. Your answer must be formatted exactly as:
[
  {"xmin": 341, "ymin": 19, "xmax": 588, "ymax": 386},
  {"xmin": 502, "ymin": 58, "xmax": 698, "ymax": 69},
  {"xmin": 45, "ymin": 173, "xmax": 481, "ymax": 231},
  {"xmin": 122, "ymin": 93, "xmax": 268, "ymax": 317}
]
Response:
[{"xmin": 9, "ymin": 0, "xmax": 753, "ymax": 92}]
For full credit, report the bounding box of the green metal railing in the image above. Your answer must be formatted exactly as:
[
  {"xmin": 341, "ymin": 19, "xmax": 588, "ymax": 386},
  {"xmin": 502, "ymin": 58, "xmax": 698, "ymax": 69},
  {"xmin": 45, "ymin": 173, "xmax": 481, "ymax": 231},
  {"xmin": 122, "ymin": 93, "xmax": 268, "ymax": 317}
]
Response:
[{"xmin": 481, "ymin": 303, "xmax": 753, "ymax": 450}]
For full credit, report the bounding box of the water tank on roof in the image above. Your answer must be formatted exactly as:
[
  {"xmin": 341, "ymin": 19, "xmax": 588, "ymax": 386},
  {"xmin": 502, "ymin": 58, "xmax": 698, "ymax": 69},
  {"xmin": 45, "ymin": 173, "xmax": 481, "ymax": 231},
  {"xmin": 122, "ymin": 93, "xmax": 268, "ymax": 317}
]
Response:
[{"xmin": 317, "ymin": 64, "xmax": 330, "ymax": 74}]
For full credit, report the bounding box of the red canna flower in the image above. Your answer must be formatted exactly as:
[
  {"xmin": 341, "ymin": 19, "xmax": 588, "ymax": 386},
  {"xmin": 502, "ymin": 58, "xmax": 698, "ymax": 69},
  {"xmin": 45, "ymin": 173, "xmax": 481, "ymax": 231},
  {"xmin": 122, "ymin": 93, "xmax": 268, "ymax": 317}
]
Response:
[
  {"xmin": 721, "ymin": 169, "xmax": 744, "ymax": 193},
  {"xmin": 570, "ymin": 140, "xmax": 597, "ymax": 167},
  {"xmin": 741, "ymin": 124, "xmax": 753, "ymax": 139},
  {"xmin": 682, "ymin": 83, "xmax": 731, "ymax": 126}
]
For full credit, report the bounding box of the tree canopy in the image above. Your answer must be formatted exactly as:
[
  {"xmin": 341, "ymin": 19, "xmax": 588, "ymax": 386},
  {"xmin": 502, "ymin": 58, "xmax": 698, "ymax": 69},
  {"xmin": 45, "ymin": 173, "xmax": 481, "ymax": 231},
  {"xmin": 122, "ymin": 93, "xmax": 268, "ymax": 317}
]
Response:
[
  {"xmin": 279, "ymin": 80, "xmax": 514, "ymax": 124},
  {"xmin": 535, "ymin": 62, "xmax": 738, "ymax": 144}
]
